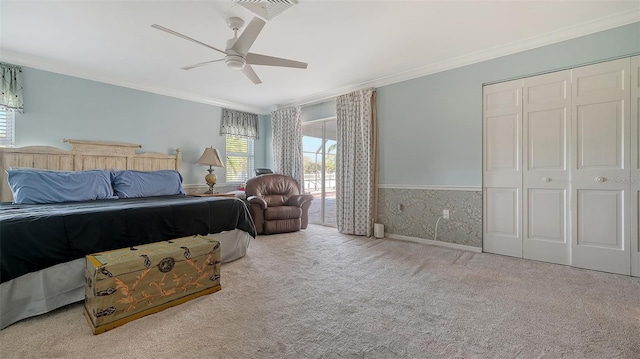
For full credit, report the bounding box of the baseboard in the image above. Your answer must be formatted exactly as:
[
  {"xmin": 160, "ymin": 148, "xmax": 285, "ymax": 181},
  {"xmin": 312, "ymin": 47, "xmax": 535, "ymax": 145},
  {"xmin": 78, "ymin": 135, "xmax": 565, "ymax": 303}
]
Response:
[{"xmin": 386, "ymin": 233, "xmax": 482, "ymax": 253}]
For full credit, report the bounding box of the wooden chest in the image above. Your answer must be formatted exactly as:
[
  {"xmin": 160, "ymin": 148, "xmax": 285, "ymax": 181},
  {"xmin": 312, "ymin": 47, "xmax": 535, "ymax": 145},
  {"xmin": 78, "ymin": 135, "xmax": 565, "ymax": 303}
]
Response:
[{"xmin": 84, "ymin": 235, "xmax": 221, "ymax": 334}]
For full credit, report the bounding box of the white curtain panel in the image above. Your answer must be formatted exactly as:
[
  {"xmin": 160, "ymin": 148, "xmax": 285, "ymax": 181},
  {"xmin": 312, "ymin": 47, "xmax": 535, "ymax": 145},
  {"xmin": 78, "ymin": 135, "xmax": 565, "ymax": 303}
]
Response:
[
  {"xmin": 336, "ymin": 88, "xmax": 375, "ymax": 236},
  {"xmin": 271, "ymin": 106, "xmax": 304, "ymax": 189}
]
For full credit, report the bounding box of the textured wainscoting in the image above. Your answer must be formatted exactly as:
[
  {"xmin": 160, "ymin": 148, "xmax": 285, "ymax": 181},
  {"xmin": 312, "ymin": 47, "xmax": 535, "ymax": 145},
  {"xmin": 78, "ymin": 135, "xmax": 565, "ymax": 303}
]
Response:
[{"xmin": 377, "ymin": 187, "xmax": 482, "ymax": 248}]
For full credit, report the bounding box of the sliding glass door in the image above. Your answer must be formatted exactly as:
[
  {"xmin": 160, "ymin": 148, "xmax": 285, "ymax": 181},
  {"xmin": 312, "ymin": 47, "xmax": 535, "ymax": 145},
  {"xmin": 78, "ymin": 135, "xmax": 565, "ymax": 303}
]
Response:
[{"xmin": 302, "ymin": 118, "xmax": 337, "ymax": 226}]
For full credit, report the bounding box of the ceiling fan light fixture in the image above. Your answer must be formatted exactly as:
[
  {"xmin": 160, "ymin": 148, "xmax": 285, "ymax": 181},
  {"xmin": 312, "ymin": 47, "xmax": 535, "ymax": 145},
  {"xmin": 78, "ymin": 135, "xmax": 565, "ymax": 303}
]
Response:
[{"xmin": 225, "ymin": 55, "xmax": 246, "ymax": 70}]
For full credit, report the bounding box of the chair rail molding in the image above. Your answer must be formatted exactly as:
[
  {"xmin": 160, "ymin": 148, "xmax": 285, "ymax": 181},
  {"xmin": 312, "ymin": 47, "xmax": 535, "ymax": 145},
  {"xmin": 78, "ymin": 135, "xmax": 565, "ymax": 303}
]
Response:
[{"xmin": 378, "ymin": 184, "xmax": 482, "ymax": 191}]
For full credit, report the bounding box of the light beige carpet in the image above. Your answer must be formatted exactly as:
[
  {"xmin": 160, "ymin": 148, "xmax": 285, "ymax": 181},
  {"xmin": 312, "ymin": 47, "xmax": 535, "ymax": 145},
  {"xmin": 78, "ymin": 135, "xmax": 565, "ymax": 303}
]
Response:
[{"xmin": 1, "ymin": 225, "xmax": 639, "ymax": 358}]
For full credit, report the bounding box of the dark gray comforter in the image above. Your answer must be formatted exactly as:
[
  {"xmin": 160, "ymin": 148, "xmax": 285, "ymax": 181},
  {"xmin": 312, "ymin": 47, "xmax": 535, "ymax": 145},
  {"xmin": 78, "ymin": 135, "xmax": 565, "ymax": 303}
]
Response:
[{"xmin": 0, "ymin": 195, "xmax": 256, "ymax": 283}]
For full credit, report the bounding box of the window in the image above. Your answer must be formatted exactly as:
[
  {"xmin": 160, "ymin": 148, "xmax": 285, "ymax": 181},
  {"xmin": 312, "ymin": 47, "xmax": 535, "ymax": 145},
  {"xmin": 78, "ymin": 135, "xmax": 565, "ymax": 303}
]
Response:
[
  {"xmin": 225, "ymin": 136, "xmax": 254, "ymax": 182},
  {"xmin": 0, "ymin": 109, "xmax": 15, "ymax": 148}
]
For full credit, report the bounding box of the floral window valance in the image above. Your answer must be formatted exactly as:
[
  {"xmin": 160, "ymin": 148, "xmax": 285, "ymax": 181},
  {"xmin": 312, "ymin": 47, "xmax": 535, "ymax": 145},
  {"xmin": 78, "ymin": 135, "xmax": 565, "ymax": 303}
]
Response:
[
  {"xmin": 0, "ymin": 63, "xmax": 24, "ymax": 113},
  {"xmin": 220, "ymin": 109, "xmax": 259, "ymax": 139}
]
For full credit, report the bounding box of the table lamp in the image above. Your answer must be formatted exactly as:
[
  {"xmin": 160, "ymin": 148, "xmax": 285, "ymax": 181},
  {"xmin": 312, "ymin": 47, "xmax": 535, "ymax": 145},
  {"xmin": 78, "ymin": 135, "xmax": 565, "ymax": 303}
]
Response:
[{"xmin": 196, "ymin": 147, "xmax": 225, "ymax": 194}]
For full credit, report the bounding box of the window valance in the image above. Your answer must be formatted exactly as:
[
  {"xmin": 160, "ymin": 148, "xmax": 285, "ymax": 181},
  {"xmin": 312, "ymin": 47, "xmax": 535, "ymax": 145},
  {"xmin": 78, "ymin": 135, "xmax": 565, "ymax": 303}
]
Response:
[
  {"xmin": 0, "ymin": 63, "xmax": 24, "ymax": 113},
  {"xmin": 220, "ymin": 109, "xmax": 259, "ymax": 139}
]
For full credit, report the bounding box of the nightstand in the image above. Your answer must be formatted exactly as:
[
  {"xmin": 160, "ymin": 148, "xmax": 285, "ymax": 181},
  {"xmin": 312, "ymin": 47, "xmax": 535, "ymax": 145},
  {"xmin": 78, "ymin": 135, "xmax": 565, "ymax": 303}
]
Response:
[{"xmin": 191, "ymin": 193, "xmax": 236, "ymax": 198}]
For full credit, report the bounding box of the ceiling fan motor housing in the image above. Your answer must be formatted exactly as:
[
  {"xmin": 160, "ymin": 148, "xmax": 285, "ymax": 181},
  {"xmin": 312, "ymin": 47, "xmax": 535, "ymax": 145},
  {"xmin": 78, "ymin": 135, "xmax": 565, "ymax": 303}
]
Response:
[
  {"xmin": 224, "ymin": 36, "xmax": 246, "ymax": 70},
  {"xmin": 225, "ymin": 54, "xmax": 246, "ymax": 70}
]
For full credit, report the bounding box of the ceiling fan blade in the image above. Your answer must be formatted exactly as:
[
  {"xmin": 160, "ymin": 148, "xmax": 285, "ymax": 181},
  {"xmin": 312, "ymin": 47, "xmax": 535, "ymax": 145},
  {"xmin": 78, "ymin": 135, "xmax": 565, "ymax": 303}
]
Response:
[
  {"xmin": 151, "ymin": 24, "xmax": 227, "ymax": 55},
  {"xmin": 246, "ymin": 53, "xmax": 308, "ymax": 69},
  {"xmin": 231, "ymin": 17, "xmax": 266, "ymax": 56},
  {"xmin": 181, "ymin": 59, "xmax": 225, "ymax": 70},
  {"xmin": 242, "ymin": 65, "xmax": 262, "ymax": 85}
]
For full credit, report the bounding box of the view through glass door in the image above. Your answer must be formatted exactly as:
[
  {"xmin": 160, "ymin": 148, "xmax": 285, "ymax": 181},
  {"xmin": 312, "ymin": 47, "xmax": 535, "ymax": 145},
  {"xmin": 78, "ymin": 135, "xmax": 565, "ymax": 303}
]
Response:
[{"xmin": 302, "ymin": 118, "xmax": 337, "ymax": 226}]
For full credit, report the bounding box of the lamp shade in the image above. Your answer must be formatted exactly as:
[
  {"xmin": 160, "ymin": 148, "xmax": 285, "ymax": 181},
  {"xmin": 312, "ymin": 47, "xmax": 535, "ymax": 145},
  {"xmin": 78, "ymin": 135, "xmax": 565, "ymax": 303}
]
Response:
[{"xmin": 196, "ymin": 147, "xmax": 224, "ymax": 167}]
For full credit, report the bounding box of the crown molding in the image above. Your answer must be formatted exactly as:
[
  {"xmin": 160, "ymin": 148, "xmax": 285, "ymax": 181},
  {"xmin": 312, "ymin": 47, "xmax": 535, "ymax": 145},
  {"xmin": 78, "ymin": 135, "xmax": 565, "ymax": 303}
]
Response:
[
  {"xmin": 278, "ymin": 9, "xmax": 640, "ymax": 109},
  {"xmin": 3, "ymin": 9, "xmax": 637, "ymax": 115},
  {"xmin": 0, "ymin": 51, "xmax": 271, "ymax": 115}
]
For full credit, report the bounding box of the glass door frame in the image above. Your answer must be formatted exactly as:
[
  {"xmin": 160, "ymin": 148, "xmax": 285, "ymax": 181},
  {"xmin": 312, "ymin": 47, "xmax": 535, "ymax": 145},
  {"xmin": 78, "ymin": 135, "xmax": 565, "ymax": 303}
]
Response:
[{"xmin": 302, "ymin": 117, "xmax": 337, "ymax": 227}]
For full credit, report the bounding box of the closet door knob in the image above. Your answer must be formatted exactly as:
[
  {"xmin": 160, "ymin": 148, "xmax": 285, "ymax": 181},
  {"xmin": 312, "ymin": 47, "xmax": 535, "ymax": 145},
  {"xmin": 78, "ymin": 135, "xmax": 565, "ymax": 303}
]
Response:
[
  {"xmin": 595, "ymin": 176, "xmax": 606, "ymax": 183},
  {"xmin": 542, "ymin": 177, "xmax": 551, "ymax": 182}
]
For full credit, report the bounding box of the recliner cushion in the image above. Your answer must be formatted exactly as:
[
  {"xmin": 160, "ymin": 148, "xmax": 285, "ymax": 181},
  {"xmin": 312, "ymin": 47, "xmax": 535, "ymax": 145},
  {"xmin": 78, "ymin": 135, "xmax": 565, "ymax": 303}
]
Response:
[
  {"xmin": 264, "ymin": 218, "xmax": 301, "ymax": 234},
  {"xmin": 263, "ymin": 194, "xmax": 288, "ymax": 207},
  {"xmin": 264, "ymin": 206, "xmax": 303, "ymax": 220},
  {"xmin": 245, "ymin": 174, "xmax": 300, "ymax": 200}
]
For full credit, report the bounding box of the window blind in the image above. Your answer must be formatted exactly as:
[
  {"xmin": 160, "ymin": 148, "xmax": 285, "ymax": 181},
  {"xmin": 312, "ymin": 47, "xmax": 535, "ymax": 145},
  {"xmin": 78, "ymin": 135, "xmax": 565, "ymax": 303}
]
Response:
[
  {"xmin": 226, "ymin": 136, "xmax": 255, "ymax": 182},
  {"xmin": 0, "ymin": 110, "xmax": 15, "ymax": 148}
]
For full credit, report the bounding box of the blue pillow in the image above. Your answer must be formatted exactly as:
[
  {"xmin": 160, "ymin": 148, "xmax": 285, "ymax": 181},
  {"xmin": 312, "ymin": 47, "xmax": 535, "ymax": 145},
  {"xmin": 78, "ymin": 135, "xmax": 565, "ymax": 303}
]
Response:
[
  {"xmin": 7, "ymin": 168, "xmax": 114, "ymax": 204},
  {"xmin": 111, "ymin": 170, "xmax": 185, "ymax": 198}
]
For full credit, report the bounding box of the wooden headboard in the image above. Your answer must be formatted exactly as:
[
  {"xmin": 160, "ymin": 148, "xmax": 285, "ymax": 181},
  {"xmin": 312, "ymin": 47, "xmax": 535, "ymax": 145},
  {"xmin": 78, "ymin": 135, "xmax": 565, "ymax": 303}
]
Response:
[{"xmin": 0, "ymin": 139, "xmax": 182, "ymax": 202}]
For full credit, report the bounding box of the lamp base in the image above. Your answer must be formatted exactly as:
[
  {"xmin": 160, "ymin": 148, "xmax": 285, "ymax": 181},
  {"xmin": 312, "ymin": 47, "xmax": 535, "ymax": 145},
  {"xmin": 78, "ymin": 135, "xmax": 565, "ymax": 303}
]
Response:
[
  {"xmin": 204, "ymin": 169, "xmax": 217, "ymax": 194},
  {"xmin": 203, "ymin": 187, "xmax": 218, "ymax": 195}
]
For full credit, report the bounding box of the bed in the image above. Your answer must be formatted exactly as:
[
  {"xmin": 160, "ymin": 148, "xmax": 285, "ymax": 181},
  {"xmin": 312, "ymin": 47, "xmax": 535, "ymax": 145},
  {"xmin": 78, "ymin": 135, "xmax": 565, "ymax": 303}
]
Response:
[{"xmin": 0, "ymin": 139, "xmax": 256, "ymax": 330}]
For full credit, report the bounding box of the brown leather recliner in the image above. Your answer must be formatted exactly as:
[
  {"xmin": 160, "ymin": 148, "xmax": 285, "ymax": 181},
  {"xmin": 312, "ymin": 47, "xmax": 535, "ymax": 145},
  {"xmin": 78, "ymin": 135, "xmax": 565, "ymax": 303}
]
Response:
[{"xmin": 245, "ymin": 174, "xmax": 314, "ymax": 234}]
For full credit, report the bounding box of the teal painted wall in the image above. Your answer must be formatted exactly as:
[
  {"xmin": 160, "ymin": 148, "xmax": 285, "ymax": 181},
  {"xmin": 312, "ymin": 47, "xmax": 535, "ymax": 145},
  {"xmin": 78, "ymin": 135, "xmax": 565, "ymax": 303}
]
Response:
[
  {"xmin": 14, "ymin": 23, "xmax": 640, "ymax": 188},
  {"xmin": 15, "ymin": 68, "xmax": 268, "ymax": 185},
  {"xmin": 377, "ymin": 22, "xmax": 640, "ymax": 186}
]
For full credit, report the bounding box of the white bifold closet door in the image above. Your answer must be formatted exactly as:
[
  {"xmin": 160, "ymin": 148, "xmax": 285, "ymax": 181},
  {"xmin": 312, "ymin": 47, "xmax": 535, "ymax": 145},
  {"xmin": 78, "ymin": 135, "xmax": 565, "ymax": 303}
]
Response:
[
  {"xmin": 571, "ymin": 58, "xmax": 631, "ymax": 275},
  {"xmin": 483, "ymin": 79, "xmax": 523, "ymax": 258},
  {"xmin": 631, "ymin": 55, "xmax": 640, "ymax": 277},
  {"xmin": 483, "ymin": 71, "xmax": 571, "ymax": 264},
  {"xmin": 484, "ymin": 56, "xmax": 635, "ymax": 276},
  {"xmin": 483, "ymin": 73, "xmax": 572, "ymax": 264},
  {"xmin": 522, "ymin": 71, "xmax": 571, "ymax": 265}
]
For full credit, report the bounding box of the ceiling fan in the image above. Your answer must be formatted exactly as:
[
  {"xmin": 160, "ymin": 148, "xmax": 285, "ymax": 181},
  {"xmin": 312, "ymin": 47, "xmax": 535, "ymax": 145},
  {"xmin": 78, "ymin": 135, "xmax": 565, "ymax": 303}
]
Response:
[{"xmin": 151, "ymin": 17, "xmax": 308, "ymax": 85}]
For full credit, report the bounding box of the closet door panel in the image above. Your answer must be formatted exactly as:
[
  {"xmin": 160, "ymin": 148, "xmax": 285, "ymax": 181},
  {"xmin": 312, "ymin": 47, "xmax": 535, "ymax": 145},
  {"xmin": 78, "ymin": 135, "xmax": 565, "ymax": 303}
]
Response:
[
  {"xmin": 522, "ymin": 71, "xmax": 571, "ymax": 265},
  {"xmin": 631, "ymin": 55, "xmax": 640, "ymax": 277},
  {"xmin": 527, "ymin": 188, "xmax": 565, "ymax": 240},
  {"xmin": 486, "ymin": 188, "xmax": 519, "ymax": 237},
  {"xmin": 576, "ymin": 101, "xmax": 623, "ymax": 169},
  {"xmin": 486, "ymin": 114, "xmax": 519, "ymax": 171},
  {"xmin": 483, "ymin": 79, "xmax": 523, "ymax": 257},
  {"xmin": 576, "ymin": 189, "xmax": 628, "ymax": 274},
  {"xmin": 527, "ymin": 109, "xmax": 566, "ymax": 170},
  {"xmin": 578, "ymin": 190, "xmax": 623, "ymax": 249},
  {"xmin": 571, "ymin": 58, "xmax": 631, "ymax": 275}
]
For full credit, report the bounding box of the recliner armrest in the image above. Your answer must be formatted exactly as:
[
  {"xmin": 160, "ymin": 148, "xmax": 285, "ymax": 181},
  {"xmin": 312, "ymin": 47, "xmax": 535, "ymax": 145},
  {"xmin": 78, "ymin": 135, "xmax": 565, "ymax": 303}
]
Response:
[
  {"xmin": 286, "ymin": 194, "xmax": 314, "ymax": 207},
  {"xmin": 247, "ymin": 196, "xmax": 268, "ymax": 209}
]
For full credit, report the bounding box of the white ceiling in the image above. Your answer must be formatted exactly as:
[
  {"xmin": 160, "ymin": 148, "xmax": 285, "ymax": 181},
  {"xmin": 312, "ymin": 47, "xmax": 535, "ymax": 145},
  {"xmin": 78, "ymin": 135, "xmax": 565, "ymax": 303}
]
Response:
[{"xmin": 1, "ymin": 1, "xmax": 639, "ymax": 114}]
